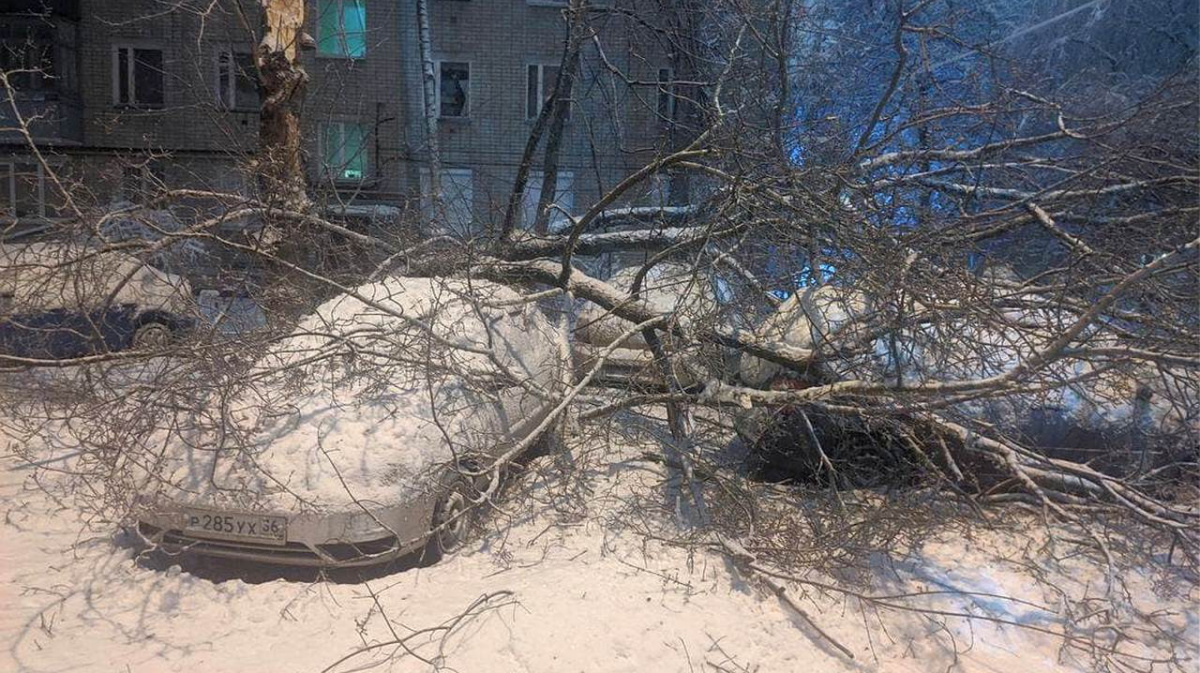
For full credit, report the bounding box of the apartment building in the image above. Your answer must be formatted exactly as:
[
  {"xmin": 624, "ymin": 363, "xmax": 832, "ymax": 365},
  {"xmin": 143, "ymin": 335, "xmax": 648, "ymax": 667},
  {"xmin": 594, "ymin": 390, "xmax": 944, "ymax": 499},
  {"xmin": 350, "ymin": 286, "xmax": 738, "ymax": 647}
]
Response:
[{"xmin": 0, "ymin": 0, "xmax": 693, "ymax": 238}]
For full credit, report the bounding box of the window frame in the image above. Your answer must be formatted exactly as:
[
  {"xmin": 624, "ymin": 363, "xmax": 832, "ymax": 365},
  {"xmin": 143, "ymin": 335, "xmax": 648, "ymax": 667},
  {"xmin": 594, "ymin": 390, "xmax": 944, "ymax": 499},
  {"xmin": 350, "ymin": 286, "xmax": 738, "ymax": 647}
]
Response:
[
  {"xmin": 118, "ymin": 161, "xmax": 164, "ymax": 204},
  {"xmin": 316, "ymin": 0, "xmax": 368, "ymax": 60},
  {"xmin": 646, "ymin": 172, "xmax": 671, "ymax": 207},
  {"xmin": 420, "ymin": 167, "xmax": 476, "ymax": 236},
  {"xmin": 520, "ymin": 169, "xmax": 575, "ymax": 230},
  {"xmin": 0, "ymin": 21, "xmax": 57, "ymax": 100},
  {"xmin": 525, "ymin": 62, "xmax": 566, "ymax": 121},
  {"xmin": 0, "ymin": 162, "xmax": 12, "ymax": 218},
  {"xmin": 215, "ymin": 49, "xmax": 259, "ymax": 112},
  {"xmin": 656, "ymin": 67, "xmax": 676, "ymax": 121},
  {"xmin": 435, "ymin": 59, "xmax": 472, "ymax": 120},
  {"xmin": 320, "ymin": 120, "xmax": 370, "ymax": 183},
  {"xmin": 0, "ymin": 160, "xmax": 56, "ymax": 221},
  {"xmin": 525, "ymin": 62, "xmax": 571, "ymax": 121},
  {"xmin": 111, "ymin": 44, "xmax": 165, "ymax": 109}
]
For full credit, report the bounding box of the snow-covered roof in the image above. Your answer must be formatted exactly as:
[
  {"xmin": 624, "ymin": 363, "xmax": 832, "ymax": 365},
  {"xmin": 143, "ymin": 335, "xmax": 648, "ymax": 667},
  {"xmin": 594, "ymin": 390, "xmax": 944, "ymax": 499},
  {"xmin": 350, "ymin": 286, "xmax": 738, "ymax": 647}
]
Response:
[{"xmin": 575, "ymin": 261, "xmax": 720, "ymax": 349}]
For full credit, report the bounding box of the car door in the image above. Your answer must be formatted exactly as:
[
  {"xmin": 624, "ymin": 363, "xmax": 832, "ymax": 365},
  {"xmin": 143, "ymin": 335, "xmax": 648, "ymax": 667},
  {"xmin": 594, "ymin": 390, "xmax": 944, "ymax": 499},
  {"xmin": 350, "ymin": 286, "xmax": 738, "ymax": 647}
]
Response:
[
  {"xmin": 0, "ymin": 246, "xmax": 75, "ymax": 358},
  {"xmin": 0, "ymin": 244, "xmax": 116, "ymax": 358}
]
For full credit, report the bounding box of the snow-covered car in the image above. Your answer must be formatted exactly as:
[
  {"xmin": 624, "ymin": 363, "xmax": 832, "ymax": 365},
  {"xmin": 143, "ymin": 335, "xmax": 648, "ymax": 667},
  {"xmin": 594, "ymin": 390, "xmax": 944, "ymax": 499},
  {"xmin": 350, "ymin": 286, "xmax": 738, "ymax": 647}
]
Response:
[
  {"xmin": 134, "ymin": 276, "xmax": 570, "ymax": 567},
  {"xmin": 0, "ymin": 242, "xmax": 195, "ymax": 358},
  {"xmin": 574, "ymin": 262, "xmax": 722, "ymax": 389},
  {"xmin": 735, "ymin": 283, "xmax": 1197, "ymax": 479}
]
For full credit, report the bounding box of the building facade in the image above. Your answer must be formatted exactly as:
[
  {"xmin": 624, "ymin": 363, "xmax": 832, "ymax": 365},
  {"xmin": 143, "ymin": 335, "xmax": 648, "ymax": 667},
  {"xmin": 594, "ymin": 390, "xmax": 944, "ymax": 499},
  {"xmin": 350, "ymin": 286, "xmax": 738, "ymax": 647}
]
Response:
[{"xmin": 0, "ymin": 0, "xmax": 693, "ymax": 239}]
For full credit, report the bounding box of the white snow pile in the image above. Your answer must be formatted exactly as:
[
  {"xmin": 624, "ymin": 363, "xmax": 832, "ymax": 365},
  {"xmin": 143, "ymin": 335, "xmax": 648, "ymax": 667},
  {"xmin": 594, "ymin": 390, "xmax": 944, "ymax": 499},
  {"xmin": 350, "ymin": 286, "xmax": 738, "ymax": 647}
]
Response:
[
  {"xmin": 140, "ymin": 276, "xmax": 565, "ymax": 513},
  {"xmin": 2, "ymin": 417, "xmax": 1196, "ymax": 673}
]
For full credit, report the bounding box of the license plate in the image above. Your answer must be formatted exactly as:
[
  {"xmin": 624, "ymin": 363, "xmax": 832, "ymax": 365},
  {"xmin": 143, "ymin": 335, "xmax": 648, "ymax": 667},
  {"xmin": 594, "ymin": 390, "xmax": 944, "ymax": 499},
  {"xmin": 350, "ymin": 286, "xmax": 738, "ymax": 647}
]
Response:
[{"xmin": 182, "ymin": 509, "xmax": 288, "ymax": 545}]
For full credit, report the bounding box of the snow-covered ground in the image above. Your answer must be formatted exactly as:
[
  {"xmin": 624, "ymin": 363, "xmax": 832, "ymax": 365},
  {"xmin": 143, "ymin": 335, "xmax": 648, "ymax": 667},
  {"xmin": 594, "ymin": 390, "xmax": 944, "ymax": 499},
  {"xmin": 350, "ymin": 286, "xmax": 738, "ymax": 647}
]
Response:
[{"xmin": 2, "ymin": 416, "xmax": 1196, "ymax": 673}]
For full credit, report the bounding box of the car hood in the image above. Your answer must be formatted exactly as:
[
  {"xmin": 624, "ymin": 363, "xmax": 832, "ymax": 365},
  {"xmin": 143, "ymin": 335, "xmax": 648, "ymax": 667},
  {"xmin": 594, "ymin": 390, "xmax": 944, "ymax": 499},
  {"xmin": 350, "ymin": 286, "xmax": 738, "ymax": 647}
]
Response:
[{"xmin": 143, "ymin": 380, "xmax": 496, "ymax": 514}]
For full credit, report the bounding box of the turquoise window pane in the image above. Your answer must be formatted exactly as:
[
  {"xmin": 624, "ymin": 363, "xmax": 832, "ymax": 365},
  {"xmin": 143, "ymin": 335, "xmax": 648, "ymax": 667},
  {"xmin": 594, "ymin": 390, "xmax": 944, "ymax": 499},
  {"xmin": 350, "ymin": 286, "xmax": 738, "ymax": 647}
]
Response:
[
  {"xmin": 317, "ymin": 0, "xmax": 340, "ymax": 56},
  {"xmin": 322, "ymin": 123, "xmax": 339, "ymax": 168},
  {"xmin": 343, "ymin": 1, "xmax": 367, "ymax": 58},
  {"xmin": 342, "ymin": 124, "xmax": 366, "ymax": 180}
]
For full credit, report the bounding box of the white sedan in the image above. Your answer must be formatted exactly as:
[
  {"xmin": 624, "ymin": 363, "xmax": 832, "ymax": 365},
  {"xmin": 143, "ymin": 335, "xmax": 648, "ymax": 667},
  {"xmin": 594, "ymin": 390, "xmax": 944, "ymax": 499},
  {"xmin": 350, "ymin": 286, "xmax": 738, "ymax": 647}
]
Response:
[
  {"xmin": 134, "ymin": 276, "xmax": 570, "ymax": 567},
  {"xmin": 736, "ymin": 283, "xmax": 1197, "ymax": 478}
]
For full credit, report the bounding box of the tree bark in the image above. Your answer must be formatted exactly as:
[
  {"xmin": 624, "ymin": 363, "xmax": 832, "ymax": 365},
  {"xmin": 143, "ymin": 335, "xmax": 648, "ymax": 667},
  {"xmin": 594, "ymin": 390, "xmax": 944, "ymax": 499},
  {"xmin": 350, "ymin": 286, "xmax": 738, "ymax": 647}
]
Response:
[
  {"xmin": 416, "ymin": 0, "xmax": 443, "ymax": 221},
  {"xmin": 257, "ymin": 0, "xmax": 309, "ymax": 212},
  {"xmin": 532, "ymin": 0, "xmax": 587, "ymax": 234}
]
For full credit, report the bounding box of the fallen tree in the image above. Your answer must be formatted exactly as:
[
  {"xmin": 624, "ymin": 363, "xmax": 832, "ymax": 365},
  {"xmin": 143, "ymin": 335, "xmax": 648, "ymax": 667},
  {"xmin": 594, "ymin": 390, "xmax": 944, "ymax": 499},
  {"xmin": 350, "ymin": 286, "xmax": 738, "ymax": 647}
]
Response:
[{"xmin": 0, "ymin": 0, "xmax": 1196, "ymax": 670}]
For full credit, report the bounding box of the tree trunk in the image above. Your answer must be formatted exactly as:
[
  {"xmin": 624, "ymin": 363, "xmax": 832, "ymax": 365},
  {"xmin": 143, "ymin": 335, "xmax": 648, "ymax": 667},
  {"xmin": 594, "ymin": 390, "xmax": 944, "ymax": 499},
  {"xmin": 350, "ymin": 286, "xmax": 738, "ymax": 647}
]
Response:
[
  {"xmin": 416, "ymin": 0, "xmax": 443, "ymax": 223},
  {"xmin": 257, "ymin": 0, "xmax": 309, "ymax": 212},
  {"xmin": 532, "ymin": 0, "xmax": 587, "ymax": 235}
]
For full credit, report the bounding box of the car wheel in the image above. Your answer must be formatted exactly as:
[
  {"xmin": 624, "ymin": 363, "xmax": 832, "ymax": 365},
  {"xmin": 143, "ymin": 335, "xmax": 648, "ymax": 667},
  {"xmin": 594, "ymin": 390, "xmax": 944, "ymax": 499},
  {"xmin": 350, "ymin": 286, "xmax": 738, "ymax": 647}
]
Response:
[
  {"xmin": 132, "ymin": 322, "xmax": 172, "ymax": 350},
  {"xmin": 425, "ymin": 471, "xmax": 480, "ymax": 562}
]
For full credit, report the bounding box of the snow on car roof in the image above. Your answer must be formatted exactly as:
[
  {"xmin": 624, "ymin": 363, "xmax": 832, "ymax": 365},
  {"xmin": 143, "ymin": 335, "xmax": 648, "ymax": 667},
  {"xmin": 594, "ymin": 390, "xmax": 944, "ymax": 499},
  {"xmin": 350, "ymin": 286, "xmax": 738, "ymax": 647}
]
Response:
[
  {"xmin": 0, "ymin": 241, "xmax": 191, "ymax": 314},
  {"xmin": 575, "ymin": 261, "xmax": 720, "ymax": 349},
  {"xmin": 152, "ymin": 276, "xmax": 561, "ymax": 512}
]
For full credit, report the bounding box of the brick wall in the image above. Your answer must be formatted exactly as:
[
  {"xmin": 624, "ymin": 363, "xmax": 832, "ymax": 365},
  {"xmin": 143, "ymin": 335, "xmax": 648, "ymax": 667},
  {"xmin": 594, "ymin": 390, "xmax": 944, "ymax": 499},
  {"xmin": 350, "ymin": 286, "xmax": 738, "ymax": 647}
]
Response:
[{"xmin": 2, "ymin": 0, "xmax": 689, "ymax": 232}]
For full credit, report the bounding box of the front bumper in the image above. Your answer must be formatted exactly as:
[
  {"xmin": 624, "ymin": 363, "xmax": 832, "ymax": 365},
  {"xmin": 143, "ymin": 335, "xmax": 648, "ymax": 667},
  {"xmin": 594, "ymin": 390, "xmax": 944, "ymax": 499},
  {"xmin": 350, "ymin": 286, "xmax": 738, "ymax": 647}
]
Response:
[{"xmin": 135, "ymin": 497, "xmax": 436, "ymax": 567}]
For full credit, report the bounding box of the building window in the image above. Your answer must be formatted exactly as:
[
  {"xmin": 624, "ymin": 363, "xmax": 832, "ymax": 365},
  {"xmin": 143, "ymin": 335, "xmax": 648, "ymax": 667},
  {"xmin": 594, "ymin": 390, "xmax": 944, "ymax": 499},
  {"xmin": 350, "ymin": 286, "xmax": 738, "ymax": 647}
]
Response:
[
  {"xmin": 0, "ymin": 21, "xmax": 56, "ymax": 99},
  {"xmin": 420, "ymin": 168, "xmax": 475, "ymax": 236},
  {"xmin": 112, "ymin": 46, "xmax": 164, "ymax": 109},
  {"xmin": 0, "ymin": 161, "xmax": 63, "ymax": 220},
  {"xmin": 0, "ymin": 19, "xmax": 77, "ymax": 102},
  {"xmin": 521, "ymin": 170, "xmax": 574, "ymax": 231},
  {"xmin": 657, "ymin": 67, "xmax": 675, "ymax": 120},
  {"xmin": 321, "ymin": 122, "xmax": 368, "ymax": 181},
  {"xmin": 317, "ymin": 0, "xmax": 367, "ymax": 58},
  {"xmin": 119, "ymin": 162, "xmax": 163, "ymax": 204},
  {"xmin": 437, "ymin": 62, "xmax": 470, "ymax": 118},
  {"xmin": 526, "ymin": 64, "xmax": 561, "ymax": 120},
  {"xmin": 647, "ymin": 172, "xmax": 671, "ymax": 207},
  {"xmin": 216, "ymin": 51, "xmax": 259, "ymax": 111}
]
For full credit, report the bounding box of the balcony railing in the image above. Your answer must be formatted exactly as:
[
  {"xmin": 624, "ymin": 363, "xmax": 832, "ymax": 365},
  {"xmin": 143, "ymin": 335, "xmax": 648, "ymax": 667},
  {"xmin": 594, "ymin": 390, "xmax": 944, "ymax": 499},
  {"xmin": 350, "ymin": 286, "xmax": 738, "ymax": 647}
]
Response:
[
  {"xmin": 0, "ymin": 1, "xmax": 80, "ymax": 20},
  {"xmin": 1, "ymin": 8, "xmax": 80, "ymax": 144},
  {"xmin": 0, "ymin": 95, "xmax": 82, "ymax": 145}
]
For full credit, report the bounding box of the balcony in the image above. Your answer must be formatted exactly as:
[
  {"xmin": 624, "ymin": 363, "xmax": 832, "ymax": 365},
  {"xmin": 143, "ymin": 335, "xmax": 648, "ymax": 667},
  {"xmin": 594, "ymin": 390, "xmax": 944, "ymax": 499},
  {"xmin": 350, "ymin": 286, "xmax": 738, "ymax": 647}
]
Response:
[
  {"xmin": 1, "ymin": 1, "xmax": 80, "ymax": 21},
  {"xmin": 0, "ymin": 95, "xmax": 81, "ymax": 145},
  {"xmin": 0, "ymin": 10, "xmax": 81, "ymax": 145}
]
